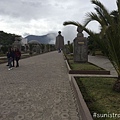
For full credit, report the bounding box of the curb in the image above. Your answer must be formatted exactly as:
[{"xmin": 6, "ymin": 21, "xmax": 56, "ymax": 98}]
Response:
[
  {"xmin": 69, "ymin": 70, "xmax": 110, "ymax": 75},
  {"xmin": 65, "ymin": 58, "xmax": 93, "ymax": 119},
  {"xmin": 65, "ymin": 60, "xmax": 116, "ymax": 78},
  {"xmin": 70, "ymin": 76, "xmax": 93, "ymax": 120},
  {"xmin": 65, "ymin": 57, "xmax": 117, "ymax": 119}
]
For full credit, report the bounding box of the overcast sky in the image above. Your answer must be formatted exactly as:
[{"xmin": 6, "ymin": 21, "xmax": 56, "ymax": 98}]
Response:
[{"xmin": 0, "ymin": 0, "xmax": 117, "ymax": 43}]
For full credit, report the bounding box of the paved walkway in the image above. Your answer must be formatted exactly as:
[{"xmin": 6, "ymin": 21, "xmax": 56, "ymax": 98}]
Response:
[
  {"xmin": 0, "ymin": 51, "xmax": 81, "ymax": 120},
  {"xmin": 88, "ymin": 55, "xmax": 118, "ymax": 77}
]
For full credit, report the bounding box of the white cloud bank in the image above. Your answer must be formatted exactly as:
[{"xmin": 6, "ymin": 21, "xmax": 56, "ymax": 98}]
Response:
[{"xmin": 0, "ymin": 0, "xmax": 117, "ymax": 43}]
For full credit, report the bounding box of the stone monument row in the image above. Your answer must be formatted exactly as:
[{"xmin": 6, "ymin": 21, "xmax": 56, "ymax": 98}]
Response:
[{"xmin": 73, "ymin": 27, "xmax": 88, "ymax": 62}]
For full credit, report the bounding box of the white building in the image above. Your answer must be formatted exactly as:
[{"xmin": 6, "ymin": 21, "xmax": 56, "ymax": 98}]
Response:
[{"xmin": 21, "ymin": 38, "xmax": 28, "ymax": 46}]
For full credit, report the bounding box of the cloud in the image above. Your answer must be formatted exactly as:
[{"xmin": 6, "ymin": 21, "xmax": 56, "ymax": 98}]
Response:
[
  {"xmin": 0, "ymin": 0, "xmax": 117, "ymax": 43},
  {"xmin": 62, "ymin": 25, "xmax": 77, "ymax": 44},
  {"xmin": 46, "ymin": 33, "xmax": 56, "ymax": 44}
]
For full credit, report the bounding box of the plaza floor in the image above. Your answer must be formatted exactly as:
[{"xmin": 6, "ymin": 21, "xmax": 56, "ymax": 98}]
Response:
[{"xmin": 0, "ymin": 51, "xmax": 81, "ymax": 120}]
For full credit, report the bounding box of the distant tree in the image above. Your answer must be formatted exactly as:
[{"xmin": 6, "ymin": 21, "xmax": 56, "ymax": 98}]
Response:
[
  {"xmin": 49, "ymin": 44, "xmax": 55, "ymax": 51},
  {"xmin": 41, "ymin": 44, "xmax": 45, "ymax": 53},
  {"xmin": 46, "ymin": 44, "xmax": 50, "ymax": 52},
  {"xmin": 1, "ymin": 45, "xmax": 9, "ymax": 54},
  {"xmin": 87, "ymin": 35, "xmax": 101, "ymax": 55},
  {"xmin": 0, "ymin": 31, "xmax": 21, "ymax": 46},
  {"xmin": 28, "ymin": 44, "xmax": 34, "ymax": 55},
  {"xmin": 21, "ymin": 46, "xmax": 25, "ymax": 51},
  {"xmin": 68, "ymin": 43, "xmax": 73, "ymax": 53}
]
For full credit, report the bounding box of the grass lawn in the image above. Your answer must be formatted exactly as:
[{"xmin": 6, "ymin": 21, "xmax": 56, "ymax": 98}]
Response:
[
  {"xmin": 76, "ymin": 77, "xmax": 120, "ymax": 120},
  {"xmin": 69, "ymin": 59, "xmax": 102, "ymax": 70},
  {"xmin": 65, "ymin": 53, "xmax": 73, "ymax": 60},
  {"xmin": 65, "ymin": 54, "xmax": 102, "ymax": 70}
]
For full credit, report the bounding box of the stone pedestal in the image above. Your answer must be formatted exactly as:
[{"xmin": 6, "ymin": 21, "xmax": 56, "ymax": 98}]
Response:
[
  {"xmin": 55, "ymin": 31, "xmax": 64, "ymax": 51},
  {"xmin": 73, "ymin": 27, "xmax": 88, "ymax": 62},
  {"xmin": 44, "ymin": 45, "xmax": 47, "ymax": 52},
  {"xmin": 36, "ymin": 44, "xmax": 40, "ymax": 54},
  {"xmin": 12, "ymin": 37, "xmax": 22, "ymax": 51}
]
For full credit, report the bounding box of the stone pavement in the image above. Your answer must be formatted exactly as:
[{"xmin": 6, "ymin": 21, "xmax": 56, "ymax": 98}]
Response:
[
  {"xmin": 88, "ymin": 55, "xmax": 118, "ymax": 77},
  {"xmin": 0, "ymin": 51, "xmax": 81, "ymax": 120}
]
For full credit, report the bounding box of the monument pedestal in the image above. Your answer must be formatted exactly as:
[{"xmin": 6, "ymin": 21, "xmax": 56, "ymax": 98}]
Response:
[
  {"xmin": 55, "ymin": 31, "xmax": 64, "ymax": 51},
  {"xmin": 73, "ymin": 27, "xmax": 88, "ymax": 63},
  {"xmin": 12, "ymin": 37, "xmax": 22, "ymax": 51}
]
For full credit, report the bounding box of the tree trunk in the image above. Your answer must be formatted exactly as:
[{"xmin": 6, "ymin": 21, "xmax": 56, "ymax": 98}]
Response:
[{"xmin": 113, "ymin": 76, "xmax": 120, "ymax": 92}]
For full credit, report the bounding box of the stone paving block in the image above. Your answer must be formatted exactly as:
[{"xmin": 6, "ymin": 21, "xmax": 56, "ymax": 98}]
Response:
[{"xmin": 0, "ymin": 51, "xmax": 81, "ymax": 120}]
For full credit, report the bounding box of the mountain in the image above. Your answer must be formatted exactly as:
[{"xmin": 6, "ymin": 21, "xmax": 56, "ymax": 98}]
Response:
[
  {"xmin": 0, "ymin": 31, "xmax": 20, "ymax": 45},
  {"xmin": 25, "ymin": 33, "xmax": 56, "ymax": 44}
]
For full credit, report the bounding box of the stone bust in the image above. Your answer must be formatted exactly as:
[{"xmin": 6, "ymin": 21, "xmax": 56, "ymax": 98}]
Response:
[
  {"xmin": 77, "ymin": 27, "xmax": 83, "ymax": 33},
  {"xmin": 77, "ymin": 27, "xmax": 83, "ymax": 37},
  {"xmin": 58, "ymin": 31, "xmax": 61, "ymax": 35}
]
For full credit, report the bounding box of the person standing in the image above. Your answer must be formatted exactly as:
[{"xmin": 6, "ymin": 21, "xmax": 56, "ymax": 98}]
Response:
[
  {"xmin": 11, "ymin": 48, "xmax": 15, "ymax": 67},
  {"xmin": 15, "ymin": 48, "xmax": 21, "ymax": 67},
  {"xmin": 55, "ymin": 31, "xmax": 64, "ymax": 53},
  {"xmin": 7, "ymin": 48, "xmax": 13, "ymax": 70}
]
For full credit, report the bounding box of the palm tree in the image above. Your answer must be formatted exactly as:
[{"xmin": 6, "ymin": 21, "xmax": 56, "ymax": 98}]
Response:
[{"xmin": 63, "ymin": 0, "xmax": 120, "ymax": 92}]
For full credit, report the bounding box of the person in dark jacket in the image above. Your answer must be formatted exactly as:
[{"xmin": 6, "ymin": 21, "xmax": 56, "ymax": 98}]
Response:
[
  {"xmin": 15, "ymin": 48, "xmax": 21, "ymax": 67},
  {"xmin": 6, "ymin": 48, "xmax": 15, "ymax": 67},
  {"xmin": 11, "ymin": 48, "xmax": 15, "ymax": 67},
  {"xmin": 7, "ymin": 48, "xmax": 13, "ymax": 70}
]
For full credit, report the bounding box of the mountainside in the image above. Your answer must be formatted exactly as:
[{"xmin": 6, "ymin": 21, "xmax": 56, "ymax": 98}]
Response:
[
  {"xmin": 0, "ymin": 31, "xmax": 20, "ymax": 45},
  {"xmin": 25, "ymin": 33, "xmax": 56, "ymax": 44}
]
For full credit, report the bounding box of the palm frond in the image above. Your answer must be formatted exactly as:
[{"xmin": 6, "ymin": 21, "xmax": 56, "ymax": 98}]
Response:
[
  {"xmin": 105, "ymin": 24, "xmax": 120, "ymax": 75},
  {"xmin": 116, "ymin": 0, "xmax": 120, "ymax": 22},
  {"xmin": 63, "ymin": 21, "xmax": 95, "ymax": 36},
  {"xmin": 84, "ymin": 12, "xmax": 103, "ymax": 26},
  {"xmin": 117, "ymin": 0, "xmax": 120, "ymax": 14},
  {"xmin": 110, "ymin": 10, "xmax": 119, "ymax": 16},
  {"xmin": 110, "ymin": 10, "xmax": 119, "ymax": 23},
  {"xmin": 99, "ymin": 25, "xmax": 108, "ymax": 38},
  {"xmin": 91, "ymin": 0, "xmax": 108, "ymax": 14},
  {"xmin": 91, "ymin": 0, "xmax": 112, "ymax": 25},
  {"xmin": 63, "ymin": 21, "xmax": 80, "ymax": 27},
  {"xmin": 94, "ymin": 7, "xmax": 108, "ymax": 26}
]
